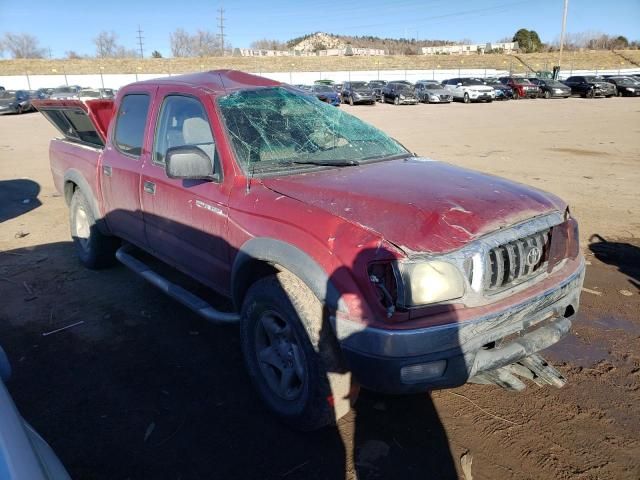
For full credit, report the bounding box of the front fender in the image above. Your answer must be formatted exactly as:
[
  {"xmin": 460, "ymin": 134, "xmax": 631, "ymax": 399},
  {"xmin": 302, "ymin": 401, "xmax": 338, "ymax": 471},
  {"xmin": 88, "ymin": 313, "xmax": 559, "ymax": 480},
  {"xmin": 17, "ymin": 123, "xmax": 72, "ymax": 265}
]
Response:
[{"xmin": 231, "ymin": 237, "xmax": 345, "ymax": 315}]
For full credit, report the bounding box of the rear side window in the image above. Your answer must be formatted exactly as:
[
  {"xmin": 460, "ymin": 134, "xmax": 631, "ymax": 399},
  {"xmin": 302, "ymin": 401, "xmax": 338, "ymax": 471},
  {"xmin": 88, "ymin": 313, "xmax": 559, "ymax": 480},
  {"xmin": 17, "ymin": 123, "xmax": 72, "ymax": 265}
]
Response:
[{"xmin": 114, "ymin": 94, "xmax": 150, "ymax": 157}]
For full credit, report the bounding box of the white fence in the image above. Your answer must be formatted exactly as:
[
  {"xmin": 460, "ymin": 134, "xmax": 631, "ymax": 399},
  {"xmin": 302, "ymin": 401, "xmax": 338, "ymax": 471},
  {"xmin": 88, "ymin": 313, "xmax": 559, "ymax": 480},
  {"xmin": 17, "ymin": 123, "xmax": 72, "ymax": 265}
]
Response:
[{"xmin": 1, "ymin": 68, "xmax": 639, "ymax": 91}]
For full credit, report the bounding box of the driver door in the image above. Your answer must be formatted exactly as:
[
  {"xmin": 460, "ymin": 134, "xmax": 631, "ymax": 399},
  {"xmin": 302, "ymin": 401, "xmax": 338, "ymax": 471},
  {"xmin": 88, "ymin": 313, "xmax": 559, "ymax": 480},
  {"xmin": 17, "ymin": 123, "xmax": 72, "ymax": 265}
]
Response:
[{"xmin": 141, "ymin": 89, "xmax": 232, "ymax": 295}]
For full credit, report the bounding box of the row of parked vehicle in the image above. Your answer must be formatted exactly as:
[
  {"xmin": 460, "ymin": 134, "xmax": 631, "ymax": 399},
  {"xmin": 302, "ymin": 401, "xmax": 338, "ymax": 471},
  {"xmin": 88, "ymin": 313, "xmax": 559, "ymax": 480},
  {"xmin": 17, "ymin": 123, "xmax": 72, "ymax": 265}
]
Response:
[
  {"xmin": 0, "ymin": 86, "xmax": 115, "ymax": 115},
  {"xmin": 295, "ymin": 73, "xmax": 640, "ymax": 106}
]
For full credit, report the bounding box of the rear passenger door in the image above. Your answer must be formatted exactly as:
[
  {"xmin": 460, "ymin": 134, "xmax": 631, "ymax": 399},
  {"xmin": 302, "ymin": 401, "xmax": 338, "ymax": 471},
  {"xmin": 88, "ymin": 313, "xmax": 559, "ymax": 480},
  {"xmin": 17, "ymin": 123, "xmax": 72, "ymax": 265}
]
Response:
[
  {"xmin": 101, "ymin": 86, "xmax": 156, "ymax": 246},
  {"xmin": 141, "ymin": 90, "xmax": 232, "ymax": 295}
]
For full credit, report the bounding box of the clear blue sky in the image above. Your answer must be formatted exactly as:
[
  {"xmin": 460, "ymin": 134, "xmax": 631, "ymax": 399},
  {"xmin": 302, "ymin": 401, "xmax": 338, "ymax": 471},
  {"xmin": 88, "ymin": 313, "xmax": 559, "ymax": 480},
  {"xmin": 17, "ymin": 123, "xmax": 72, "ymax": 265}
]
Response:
[{"xmin": 1, "ymin": 0, "xmax": 638, "ymax": 58}]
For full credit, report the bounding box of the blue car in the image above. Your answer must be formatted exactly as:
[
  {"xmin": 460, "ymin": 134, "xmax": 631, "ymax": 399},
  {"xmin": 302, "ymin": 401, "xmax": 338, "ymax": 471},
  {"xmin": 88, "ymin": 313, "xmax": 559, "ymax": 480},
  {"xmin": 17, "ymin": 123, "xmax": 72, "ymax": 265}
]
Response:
[
  {"xmin": 311, "ymin": 84, "xmax": 341, "ymax": 106},
  {"xmin": 484, "ymin": 78, "xmax": 513, "ymax": 101}
]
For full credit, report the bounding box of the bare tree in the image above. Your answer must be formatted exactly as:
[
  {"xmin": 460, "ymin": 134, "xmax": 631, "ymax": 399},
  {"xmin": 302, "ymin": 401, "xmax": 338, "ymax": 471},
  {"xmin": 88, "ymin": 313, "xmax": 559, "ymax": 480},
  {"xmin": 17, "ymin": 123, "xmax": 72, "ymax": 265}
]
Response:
[
  {"xmin": 170, "ymin": 28, "xmax": 193, "ymax": 57},
  {"xmin": 1, "ymin": 32, "xmax": 46, "ymax": 58},
  {"xmin": 250, "ymin": 38, "xmax": 287, "ymax": 51},
  {"xmin": 65, "ymin": 50, "xmax": 83, "ymax": 59},
  {"xmin": 192, "ymin": 30, "xmax": 219, "ymax": 56},
  {"xmin": 94, "ymin": 31, "xmax": 119, "ymax": 58}
]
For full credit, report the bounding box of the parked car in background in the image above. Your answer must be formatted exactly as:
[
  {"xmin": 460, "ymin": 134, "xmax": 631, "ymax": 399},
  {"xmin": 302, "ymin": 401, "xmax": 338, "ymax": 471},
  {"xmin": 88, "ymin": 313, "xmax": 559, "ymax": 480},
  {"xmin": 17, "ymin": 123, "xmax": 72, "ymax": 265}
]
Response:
[
  {"xmin": 484, "ymin": 78, "xmax": 513, "ymax": 100},
  {"xmin": 367, "ymin": 80, "xmax": 387, "ymax": 101},
  {"xmin": 311, "ymin": 84, "xmax": 341, "ymax": 106},
  {"xmin": 314, "ymin": 79, "xmax": 335, "ymax": 86},
  {"xmin": 29, "ymin": 89, "xmax": 50, "ymax": 101},
  {"xmin": 381, "ymin": 82, "xmax": 418, "ymax": 105},
  {"xmin": 414, "ymin": 81, "xmax": 452, "ymax": 103},
  {"xmin": 49, "ymin": 86, "xmax": 81, "ymax": 100},
  {"xmin": 443, "ymin": 78, "xmax": 495, "ymax": 103},
  {"xmin": 0, "ymin": 90, "xmax": 32, "ymax": 114},
  {"xmin": 341, "ymin": 81, "xmax": 375, "ymax": 105},
  {"xmin": 33, "ymin": 70, "xmax": 585, "ymax": 431},
  {"xmin": 98, "ymin": 88, "xmax": 116, "ymax": 99},
  {"xmin": 0, "ymin": 345, "xmax": 71, "ymax": 480},
  {"xmin": 528, "ymin": 78, "xmax": 571, "ymax": 99},
  {"xmin": 333, "ymin": 83, "xmax": 343, "ymax": 95},
  {"xmin": 498, "ymin": 77, "xmax": 539, "ymax": 99},
  {"xmin": 604, "ymin": 76, "xmax": 640, "ymax": 97},
  {"xmin": 562, "ymin": 76, "xmax": 616, "ymax": 98}
]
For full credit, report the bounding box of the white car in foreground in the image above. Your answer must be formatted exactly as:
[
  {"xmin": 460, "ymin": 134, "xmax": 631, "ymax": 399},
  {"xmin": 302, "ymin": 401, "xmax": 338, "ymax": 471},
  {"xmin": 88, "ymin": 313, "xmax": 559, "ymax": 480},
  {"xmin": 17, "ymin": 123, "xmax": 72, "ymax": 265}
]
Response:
[{"xmin": 443, "ymin": 78, "xmax": 496, "ymax": 103}]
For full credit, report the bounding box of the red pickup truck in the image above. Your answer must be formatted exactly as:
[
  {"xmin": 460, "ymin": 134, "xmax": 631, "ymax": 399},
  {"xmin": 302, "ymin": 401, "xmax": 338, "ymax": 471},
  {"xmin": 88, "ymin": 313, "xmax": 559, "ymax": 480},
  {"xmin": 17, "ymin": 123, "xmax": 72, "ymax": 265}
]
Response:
[{"xmin": 34, "ymin": 70, "xmax": 584, "ymax": 430}]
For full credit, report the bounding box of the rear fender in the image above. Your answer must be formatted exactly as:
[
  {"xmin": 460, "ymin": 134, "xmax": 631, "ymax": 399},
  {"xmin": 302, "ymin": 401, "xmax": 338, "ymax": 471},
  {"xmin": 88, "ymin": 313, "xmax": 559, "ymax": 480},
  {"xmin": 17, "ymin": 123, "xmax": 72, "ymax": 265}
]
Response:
[{"xmin": 63, "ymin": 169, "xmax": 110, "ymax": 235}]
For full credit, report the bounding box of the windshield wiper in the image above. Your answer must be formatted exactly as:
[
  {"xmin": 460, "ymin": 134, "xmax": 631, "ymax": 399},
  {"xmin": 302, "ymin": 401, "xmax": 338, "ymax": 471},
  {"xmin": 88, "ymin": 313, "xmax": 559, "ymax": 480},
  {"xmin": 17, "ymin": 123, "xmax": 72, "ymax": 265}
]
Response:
[{"xmin": 291, "ymin": 159, "xmax": 360, "ymax": 167}]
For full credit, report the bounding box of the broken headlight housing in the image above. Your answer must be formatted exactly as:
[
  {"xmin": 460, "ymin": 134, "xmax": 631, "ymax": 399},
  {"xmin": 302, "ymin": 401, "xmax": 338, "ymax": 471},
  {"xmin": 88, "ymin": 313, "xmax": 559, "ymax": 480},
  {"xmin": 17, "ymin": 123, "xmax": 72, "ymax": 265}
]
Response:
[{"xmin": 397, "ymin": 260, "xmax": 465, "ymax": 307}]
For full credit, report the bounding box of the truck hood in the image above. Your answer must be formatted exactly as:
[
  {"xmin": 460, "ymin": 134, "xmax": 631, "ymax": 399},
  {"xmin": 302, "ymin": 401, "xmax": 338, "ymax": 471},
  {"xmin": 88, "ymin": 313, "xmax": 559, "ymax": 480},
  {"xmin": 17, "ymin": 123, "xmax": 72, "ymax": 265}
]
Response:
[{"xmin": 262, "ymin": 157, "xmax": 564, "ymax": 254}]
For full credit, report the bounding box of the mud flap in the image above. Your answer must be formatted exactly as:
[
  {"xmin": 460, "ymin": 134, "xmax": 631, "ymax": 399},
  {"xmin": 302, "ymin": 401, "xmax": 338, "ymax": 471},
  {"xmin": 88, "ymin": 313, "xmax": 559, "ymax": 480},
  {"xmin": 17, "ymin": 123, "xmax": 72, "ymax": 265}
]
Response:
[{"xmin": 469, "ymin": 353, "xmax": 566, "ymax": 391}]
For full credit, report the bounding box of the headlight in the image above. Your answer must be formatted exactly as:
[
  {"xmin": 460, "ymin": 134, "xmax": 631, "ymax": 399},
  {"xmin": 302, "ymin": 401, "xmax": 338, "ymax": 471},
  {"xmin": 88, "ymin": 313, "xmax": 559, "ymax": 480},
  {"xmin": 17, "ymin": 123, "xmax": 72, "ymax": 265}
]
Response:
[
  {"xmin": 399, "ymin": 261, "xmax": 465, "ymax": 306},
  {"xmin": 399, "ymin": 94, "xmax": 405, "ymax": 99},
  {"xmin": 627, "ymin": 87, "xmax": 635, "ymax": 92}
]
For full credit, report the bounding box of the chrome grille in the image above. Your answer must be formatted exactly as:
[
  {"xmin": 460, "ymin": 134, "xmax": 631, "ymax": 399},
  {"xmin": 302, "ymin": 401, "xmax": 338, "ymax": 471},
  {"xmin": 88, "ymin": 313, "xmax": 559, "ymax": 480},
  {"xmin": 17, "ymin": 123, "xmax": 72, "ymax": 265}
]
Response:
[{"xmin": 485, "ymin": 229, "xmax": 551, "ymax": 292}]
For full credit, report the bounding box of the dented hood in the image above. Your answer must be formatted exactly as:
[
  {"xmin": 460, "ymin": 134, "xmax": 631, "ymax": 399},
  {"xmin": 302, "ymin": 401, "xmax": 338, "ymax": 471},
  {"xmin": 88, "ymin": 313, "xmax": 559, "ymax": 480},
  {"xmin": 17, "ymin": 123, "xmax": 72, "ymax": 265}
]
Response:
[{"xmin": 262, "ymin": 158, "xmax": 564, "ymax": 254}]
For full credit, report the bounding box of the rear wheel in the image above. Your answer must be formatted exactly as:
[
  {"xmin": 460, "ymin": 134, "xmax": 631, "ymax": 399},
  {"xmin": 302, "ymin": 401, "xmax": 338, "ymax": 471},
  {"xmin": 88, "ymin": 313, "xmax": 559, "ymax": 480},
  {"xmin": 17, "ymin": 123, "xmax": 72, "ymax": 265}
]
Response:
[
  {"xmin": 241, "ymin": 271, "xmax": 352, "ymax": 431},
  {"xmin": 70, "ymin": 189, "xmax": 119, "ymax": 269},
  {"xmin": 380, "ymin": 94, "xmax": 385, "ymax": 103}
]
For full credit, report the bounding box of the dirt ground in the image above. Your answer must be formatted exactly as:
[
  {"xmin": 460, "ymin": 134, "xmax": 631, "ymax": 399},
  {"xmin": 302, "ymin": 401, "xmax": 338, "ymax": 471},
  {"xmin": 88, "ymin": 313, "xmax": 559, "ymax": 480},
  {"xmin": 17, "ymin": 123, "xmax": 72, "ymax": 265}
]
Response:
[{"xmin": 0, "ymin": 97, "xmax": 639, "ymax": 480}]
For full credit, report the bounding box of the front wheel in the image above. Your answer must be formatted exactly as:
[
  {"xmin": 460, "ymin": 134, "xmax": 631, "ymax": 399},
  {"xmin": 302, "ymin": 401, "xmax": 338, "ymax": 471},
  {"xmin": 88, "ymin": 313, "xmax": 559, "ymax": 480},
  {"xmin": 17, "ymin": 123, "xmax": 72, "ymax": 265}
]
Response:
[
  {"xmin": 70, "ymin": 189, "xmax": 119, "ymax": 269},
  {"xmin": 544, "ymin": 90, "xmax": 551, "ymax": 99},
  {"xmin": 393, "ymin": 96, "xmax": 400, "ymax": 105},
  {"xmin": 463, "ymin": 92, "xmax": 470, "ymax": 104},
  {"xmin": 349, "ymin": 96, "xmax": 354, "ymax": 106},
  {"xmin": 241, "ymin": 272, "xmax": 352, "ymax": 431}
]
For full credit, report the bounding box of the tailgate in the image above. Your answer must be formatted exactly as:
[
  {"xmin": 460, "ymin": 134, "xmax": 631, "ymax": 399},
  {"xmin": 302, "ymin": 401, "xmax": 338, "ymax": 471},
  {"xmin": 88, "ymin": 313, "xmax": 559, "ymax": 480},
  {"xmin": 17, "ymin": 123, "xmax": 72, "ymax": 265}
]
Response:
[{"xmin": 32, "ymin": 99, "xmax": 113, "ymax": 149}]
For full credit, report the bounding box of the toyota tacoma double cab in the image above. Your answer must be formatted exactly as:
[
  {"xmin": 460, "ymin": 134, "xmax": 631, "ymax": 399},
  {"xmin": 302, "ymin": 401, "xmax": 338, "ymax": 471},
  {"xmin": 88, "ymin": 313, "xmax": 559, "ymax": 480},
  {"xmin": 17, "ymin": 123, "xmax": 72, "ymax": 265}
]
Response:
[{"xmin": 34, "ymin": 70, "xmax": 584, "ymax": 431}]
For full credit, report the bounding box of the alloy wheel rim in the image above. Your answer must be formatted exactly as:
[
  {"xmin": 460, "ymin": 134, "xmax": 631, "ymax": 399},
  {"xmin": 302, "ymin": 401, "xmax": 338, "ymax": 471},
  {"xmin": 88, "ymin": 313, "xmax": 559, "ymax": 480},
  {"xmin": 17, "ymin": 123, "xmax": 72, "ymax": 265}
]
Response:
[{"xmin": 255, "ymin": 311, "xmax": 306, "ymax": 401}]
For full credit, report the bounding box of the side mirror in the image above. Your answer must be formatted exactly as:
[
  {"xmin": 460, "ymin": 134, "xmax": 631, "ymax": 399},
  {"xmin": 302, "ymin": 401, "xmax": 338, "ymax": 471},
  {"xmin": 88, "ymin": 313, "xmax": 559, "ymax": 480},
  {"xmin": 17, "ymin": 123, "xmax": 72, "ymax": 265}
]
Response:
[
  {"xmin": 165, "ymin": 145, "xmax": 215, "ymax": 180},
  {"xmin": 456, "ymin": 82, "xmax": 462, "ymax": 87}
]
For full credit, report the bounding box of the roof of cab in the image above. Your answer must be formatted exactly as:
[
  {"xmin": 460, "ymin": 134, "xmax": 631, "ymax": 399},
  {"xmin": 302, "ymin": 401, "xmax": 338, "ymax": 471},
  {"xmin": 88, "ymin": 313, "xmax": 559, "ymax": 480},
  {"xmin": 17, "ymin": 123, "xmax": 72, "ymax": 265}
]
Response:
[{"xmin": 129, "ymin": 69, "xmax": 281, "ymax": 94}]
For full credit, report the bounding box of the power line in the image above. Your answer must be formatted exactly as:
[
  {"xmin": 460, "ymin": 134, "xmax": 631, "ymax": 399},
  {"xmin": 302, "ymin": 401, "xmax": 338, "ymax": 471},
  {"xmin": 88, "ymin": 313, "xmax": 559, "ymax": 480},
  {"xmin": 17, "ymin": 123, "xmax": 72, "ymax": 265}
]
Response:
[
  {"xmin": 136, "ymin": 25, "xmax": 144, "ymax": 59},
  {"xmin": 217, "ymin": 7, "xmax": 226, "ymax": 56},
  {"xmin": 558, "ymin": 0, "xmax": 569, "ymax": 68}
]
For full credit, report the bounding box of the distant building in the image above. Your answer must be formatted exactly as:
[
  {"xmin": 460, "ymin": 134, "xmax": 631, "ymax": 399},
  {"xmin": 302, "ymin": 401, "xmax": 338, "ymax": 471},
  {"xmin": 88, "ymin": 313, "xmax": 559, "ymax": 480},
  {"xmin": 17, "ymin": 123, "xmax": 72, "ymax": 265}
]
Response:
[
  {"xmin": 421, "ymin": 42, "xmax": 518, "ymax": 55},
  {"xmin": 234, "ymin": 47, "xmax": 385, "ymax": 57}
]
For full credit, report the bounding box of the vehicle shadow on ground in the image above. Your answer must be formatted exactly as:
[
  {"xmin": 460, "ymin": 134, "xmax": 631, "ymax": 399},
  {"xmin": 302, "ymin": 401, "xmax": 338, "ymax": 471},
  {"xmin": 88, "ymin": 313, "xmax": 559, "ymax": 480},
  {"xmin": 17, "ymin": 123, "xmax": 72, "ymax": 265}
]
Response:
[
  {"xmin": 0, "ymin": 236, "xmax": 460, "ymax": 479},
  {"xmin": 589, "ymin": 234, "xmax": 640, "ymax": 290},
  {"xmin": 0, "ymin": 179, "xmax": 42, "ymax": 223}
]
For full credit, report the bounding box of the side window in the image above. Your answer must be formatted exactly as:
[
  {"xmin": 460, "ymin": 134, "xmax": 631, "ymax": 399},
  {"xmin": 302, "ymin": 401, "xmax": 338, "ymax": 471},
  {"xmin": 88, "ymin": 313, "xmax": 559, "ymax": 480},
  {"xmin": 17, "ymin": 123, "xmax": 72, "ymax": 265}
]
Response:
[
  {"xmin": 153, "ymin": 95, "xmax": 217, "ymax": 173},
  {"xmin": 114, "ymin": 94, "xmax": 150, "ymax": 157}
]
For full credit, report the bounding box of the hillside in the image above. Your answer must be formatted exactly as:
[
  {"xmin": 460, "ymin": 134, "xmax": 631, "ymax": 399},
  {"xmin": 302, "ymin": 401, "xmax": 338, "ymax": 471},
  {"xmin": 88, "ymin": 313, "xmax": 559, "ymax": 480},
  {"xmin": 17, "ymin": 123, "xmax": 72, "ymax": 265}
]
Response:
[
  {"xmin": 1, "ymin": 50, "xmax": 638, "ymax": 76},
  {"xmin": 286, "ymin": 32, "xmax": 451, "ymax": 54}
]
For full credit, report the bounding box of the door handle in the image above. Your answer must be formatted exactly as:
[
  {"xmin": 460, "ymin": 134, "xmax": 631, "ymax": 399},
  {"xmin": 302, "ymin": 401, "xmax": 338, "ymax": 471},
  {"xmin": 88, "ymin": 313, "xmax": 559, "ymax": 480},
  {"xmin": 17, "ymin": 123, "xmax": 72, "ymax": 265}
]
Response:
[
  {"xmin": 103, "ymin": 165, "xmax": 112, "ymax": 177},
  {"xmin": 143, "ymin": 181, "xmax": 156, "ymax": 195}
]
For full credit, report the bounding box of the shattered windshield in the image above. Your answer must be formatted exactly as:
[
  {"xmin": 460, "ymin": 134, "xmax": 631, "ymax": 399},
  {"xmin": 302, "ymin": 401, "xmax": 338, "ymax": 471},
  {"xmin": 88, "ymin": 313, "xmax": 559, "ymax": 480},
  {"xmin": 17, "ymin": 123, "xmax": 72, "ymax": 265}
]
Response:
[{"xmin": 217, "ymin": 87, "xmax": 408, "ymax": 174}]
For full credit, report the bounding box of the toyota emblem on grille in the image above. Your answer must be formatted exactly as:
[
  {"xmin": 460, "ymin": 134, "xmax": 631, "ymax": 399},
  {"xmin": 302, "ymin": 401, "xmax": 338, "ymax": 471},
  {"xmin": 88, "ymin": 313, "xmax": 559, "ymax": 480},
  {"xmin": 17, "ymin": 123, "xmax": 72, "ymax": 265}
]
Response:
[{"xmin": 525, "ymin": 246, "xmax": 542, "ymax": 267}]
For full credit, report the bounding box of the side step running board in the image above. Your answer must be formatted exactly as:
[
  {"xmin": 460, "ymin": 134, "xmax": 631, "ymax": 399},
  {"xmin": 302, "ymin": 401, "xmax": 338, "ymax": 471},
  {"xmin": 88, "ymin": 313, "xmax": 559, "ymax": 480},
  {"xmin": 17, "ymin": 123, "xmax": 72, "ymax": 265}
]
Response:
[{"xmin": 116, "ymin": 246, "xmax": 240, "ymax": 325}]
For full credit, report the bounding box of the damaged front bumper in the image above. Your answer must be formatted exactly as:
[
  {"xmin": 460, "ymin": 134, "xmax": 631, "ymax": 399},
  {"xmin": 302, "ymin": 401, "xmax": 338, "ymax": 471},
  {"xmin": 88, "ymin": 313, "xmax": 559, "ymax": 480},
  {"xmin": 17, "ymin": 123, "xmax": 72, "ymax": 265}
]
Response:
[{"xmin": 339, "ymin": 258, "xmax": 585, "ymax": 394}]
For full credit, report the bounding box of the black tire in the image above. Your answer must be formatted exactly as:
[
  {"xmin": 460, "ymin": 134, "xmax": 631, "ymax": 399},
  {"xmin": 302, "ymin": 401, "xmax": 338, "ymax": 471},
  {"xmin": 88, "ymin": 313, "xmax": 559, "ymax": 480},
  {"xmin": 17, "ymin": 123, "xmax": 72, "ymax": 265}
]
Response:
[
  {"xmin": 586, "ymin": 89, "xmax": 595, "ymax": 99},
  {"xmin": 240, "ymin": 272, "xmax": 346, "ymax": 431},
  {"xmin": 463, "ymin": 92, "xmax": 470, "ymax": 104},
  {"xmin": 512, "ymin": 90, "xmax": 519, "ymax": 100},
  {"xmin": 393, "ymin": 96, "xmax": 400, "ymax": 105},
  {"xmin": 381, "ymin": 94, "xmax": 385, "ymax": 103},
  {"xmin": 69, "ymin": 189, "xmax": 119, "ymax": 269},
  {"xmin": 16, "ymin": 105, "xmax": 23, "ymax": 114},
  {"xmin": 349, "ymin": 96, "xmax": 354, "ymax": 106},
  {"xmin": 544, "ymin": 90, "xmax": 551, "ymax": 99}
]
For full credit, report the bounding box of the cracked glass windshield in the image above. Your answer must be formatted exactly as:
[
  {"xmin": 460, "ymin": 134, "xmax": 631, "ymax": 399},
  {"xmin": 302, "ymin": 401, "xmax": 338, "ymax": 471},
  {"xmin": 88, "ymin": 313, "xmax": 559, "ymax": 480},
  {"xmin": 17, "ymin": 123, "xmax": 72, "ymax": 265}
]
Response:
[{"xmin": 217, "ymin": 87, "xmax": 408, "ymax": 173}]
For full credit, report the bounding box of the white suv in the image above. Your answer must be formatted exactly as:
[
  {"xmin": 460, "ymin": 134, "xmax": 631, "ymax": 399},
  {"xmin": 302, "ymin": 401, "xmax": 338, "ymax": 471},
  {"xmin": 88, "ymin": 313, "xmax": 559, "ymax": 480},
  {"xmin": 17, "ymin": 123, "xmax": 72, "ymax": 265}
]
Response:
[{"xmin": 443, "ymin": 78, "xmax": 496, "ymax": 103}]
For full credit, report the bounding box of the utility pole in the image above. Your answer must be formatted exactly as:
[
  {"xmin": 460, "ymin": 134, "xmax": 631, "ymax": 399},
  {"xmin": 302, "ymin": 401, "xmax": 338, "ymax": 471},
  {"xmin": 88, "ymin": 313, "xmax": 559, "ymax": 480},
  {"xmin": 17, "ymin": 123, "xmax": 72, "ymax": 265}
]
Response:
[
  {"xmin": 217, "ymin": 6, "xmax": 226, "ymax": 56},
  {"xmin": 137, "ymin": 25, "xmax": 145, "ymax": 59},
  {"xmin": 557, "ymin": 0, "xmax": 569, "ymax": 76}
]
